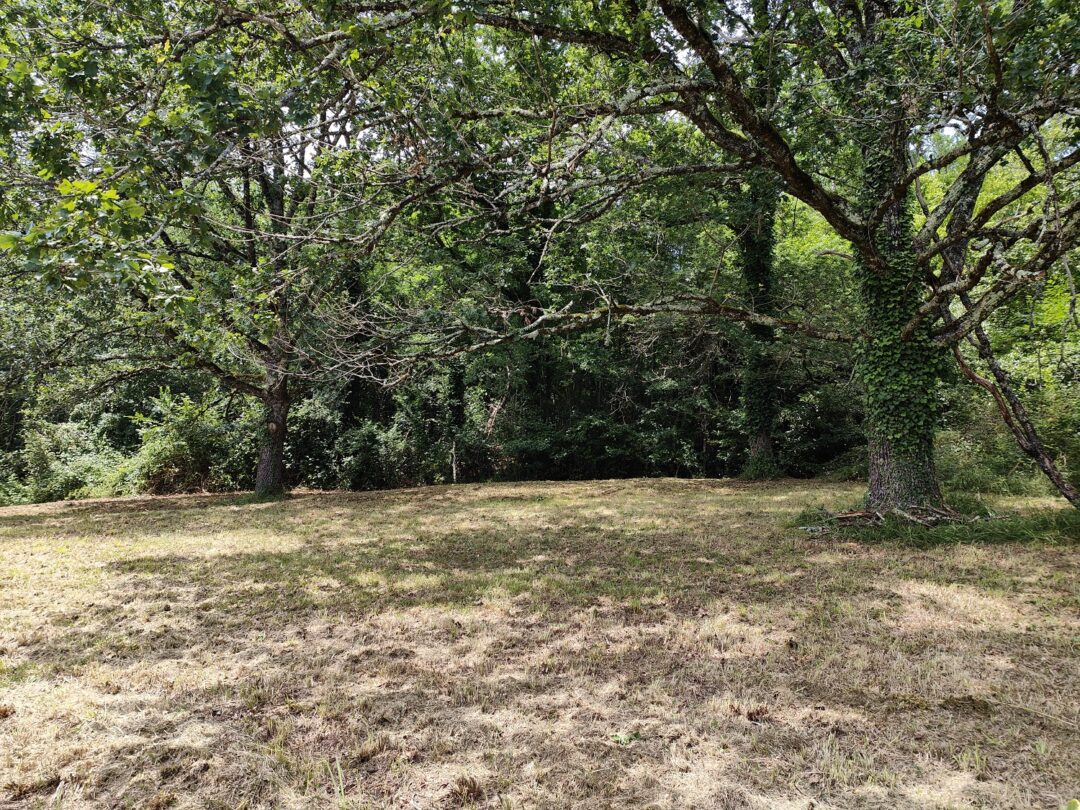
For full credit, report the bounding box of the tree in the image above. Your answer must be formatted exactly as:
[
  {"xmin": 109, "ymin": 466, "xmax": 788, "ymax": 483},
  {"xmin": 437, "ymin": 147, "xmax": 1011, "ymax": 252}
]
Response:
[
  {"xmin": 3, "ymin": 0, "xmax": 1076, "ymax": 509},
  {"xmin": 400, "ymin": 0, "xmax": 1079, "ymax": 509},
  {"xmin": 1, "ymin": 2, "xmax": 486, "ymax": 496},
  {"xmin": 728, "ymin": 0, "xmax": 785, "ymax": 478}
]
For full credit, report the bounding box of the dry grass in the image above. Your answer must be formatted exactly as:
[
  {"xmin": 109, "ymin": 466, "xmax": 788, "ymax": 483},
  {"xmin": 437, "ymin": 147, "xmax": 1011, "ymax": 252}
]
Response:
[{"xmin": 0, "ymin": 479, "xmax": 1077, "ymax": 809}]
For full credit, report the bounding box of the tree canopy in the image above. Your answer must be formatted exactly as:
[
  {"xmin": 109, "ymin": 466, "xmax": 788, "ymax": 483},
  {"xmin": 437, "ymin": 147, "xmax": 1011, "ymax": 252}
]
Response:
[{"xmin": 1, "ymin": 0, "xmax": 1077, "ymax": 509}]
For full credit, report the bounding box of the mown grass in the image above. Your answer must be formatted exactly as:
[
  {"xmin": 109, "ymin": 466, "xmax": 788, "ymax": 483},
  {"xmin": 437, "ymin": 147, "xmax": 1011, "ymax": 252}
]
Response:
[{"xmin": 0, "ymin": 479, "xmax": 1077, "ymax": 809}]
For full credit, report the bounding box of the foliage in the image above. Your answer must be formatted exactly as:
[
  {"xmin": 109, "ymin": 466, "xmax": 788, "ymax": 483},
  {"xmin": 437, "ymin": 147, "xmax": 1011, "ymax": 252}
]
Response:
[
  {"xmin": 19, "ymin": 420, "xmax": 125, "ymax": 502},
  {"xmin": 128, "ymin": 392, "xmax": 247, "ymax": 495},
  {"xmin": 0, "ymin": 453, "xmax": 27, "ymax": 506},
  {"xmin": 0, "ymin": 0, "xmax": 1076, "ymax": 508},
  {"xmin": 938, "ymin": 380, "xmax": 1079, "ymax": 497}
]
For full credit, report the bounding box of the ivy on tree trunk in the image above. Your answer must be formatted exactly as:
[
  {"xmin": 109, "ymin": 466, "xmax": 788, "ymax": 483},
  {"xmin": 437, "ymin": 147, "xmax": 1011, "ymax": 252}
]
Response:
[
  {"xmin": 735, "ymin": 170, "xmax": 781, "ymax": 480},
  {"xmin": 858, "ymin": 138, "xmax": 944, "ymax": 509}
]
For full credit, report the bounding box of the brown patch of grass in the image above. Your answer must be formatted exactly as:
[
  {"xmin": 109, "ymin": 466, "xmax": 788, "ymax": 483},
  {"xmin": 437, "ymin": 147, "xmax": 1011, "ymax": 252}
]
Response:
[{"xmin": 0, "ymin": 479, "xmax": 1077, "ymax": 808}]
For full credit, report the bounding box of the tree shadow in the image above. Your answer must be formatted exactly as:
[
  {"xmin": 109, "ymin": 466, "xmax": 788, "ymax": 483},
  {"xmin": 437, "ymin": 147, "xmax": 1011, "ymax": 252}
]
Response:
[{"xmin": 3, "ymin": 484, "xmax": 1078, "ymax": 808}]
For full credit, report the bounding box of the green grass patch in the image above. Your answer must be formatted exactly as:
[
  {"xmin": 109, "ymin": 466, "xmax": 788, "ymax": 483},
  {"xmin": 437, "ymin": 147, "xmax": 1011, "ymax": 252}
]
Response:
[{"xmin": 846, "ymin": 508, "xmax": 1080, "ymax": 548}]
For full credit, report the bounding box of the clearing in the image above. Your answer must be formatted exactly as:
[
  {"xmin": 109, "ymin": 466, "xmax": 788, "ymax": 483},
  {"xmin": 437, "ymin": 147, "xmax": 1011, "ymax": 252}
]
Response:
[{"xmin": 0, "ymin": 479, "xmax": 1078, "ymax": 809}]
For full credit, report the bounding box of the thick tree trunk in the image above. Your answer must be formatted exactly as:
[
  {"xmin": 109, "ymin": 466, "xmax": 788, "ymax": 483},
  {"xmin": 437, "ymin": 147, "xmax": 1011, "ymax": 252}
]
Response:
[
  {"xmin": 736, "ymin": 6, "xmax": 782, "ymax": 480},
  {"xmin": 859, "ymin": 266, "xmax": 944, "ymax": 508},
  {"xmin": 741, "ymin": 334, "xmax": 780, "ymax": 478},
  {"xmin": 866, "ymin": 428, "xmax": 942, "ymax": 509},
  {"xmin": 254, "ymin": 382, "xmax": 289, "ymax": 498},
  {"xmin": 858, "ymin": 141, "xmax": 944, "ymax": 509},
  {"xmin": 736, "ymin": 170, "xmax": 781, "ymax": 479},
  {"xmin": 744, "ymin": 420, "xmax": 778, "ymax": 479}
]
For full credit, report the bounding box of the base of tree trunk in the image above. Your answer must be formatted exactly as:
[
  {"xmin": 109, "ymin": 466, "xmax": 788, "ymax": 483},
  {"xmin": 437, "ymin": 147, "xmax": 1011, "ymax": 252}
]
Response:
[
  {"xmin": 254, "ymin": 449, "xmax": 287, "ymax": 499},
  {"xmin": 866, "ymin": 433, "xmax": 943, "ymax": 510},
  {"xmin": 796, "ymin": 503, "xmax": 968, "ymax": 535},
  {"xmin": 740, "ymin": 432, "xmax": 782, "ymax": 480},
  {"xmin": 835, "ymin": 504, "xmax": 961, "ymax": 527}
]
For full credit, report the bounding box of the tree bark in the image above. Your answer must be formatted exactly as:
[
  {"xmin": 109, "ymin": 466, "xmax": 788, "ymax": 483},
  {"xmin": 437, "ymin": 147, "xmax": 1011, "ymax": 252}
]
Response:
[
  {"xmin": 737, "ymin": 190, "xmax": 781, "ymax": 480},
  {"xmin": 744, "ymin": 419, "xmax": 778, "ymax": 479},
  {"xmin": 858, "ymin": 130, "xmax": 944, "ymax": 509},
  {"xmin": 860, "ymin": 266, "xmax": 944, "ymax": 508},
  {"xmin": 866, "ymin": 427, "xmax": 942, "ymax": 509},
  {"xmin": 736, "ymin": 2, "xmax": 782, "ymax": 480},
  {"xmin": 254, "ymin": 381, "xmax": 289, "ymax": 498}
]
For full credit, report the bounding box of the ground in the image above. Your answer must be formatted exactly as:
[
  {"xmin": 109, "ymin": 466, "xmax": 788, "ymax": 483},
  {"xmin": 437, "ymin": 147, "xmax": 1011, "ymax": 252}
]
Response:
[{"xmin": 0, "ymin": 479, "xmax": 1078, "ymax": 810}]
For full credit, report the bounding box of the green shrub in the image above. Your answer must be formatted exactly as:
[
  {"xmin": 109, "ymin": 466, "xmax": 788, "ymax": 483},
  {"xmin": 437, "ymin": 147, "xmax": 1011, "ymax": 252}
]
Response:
[
  {"xmin": 0, "ymin": 453, "xmax": 28, "ymax": 506},
  {"xmin": 209, "ymin": 400, "xmax": 261, "ymax": 491},
  {"xmin": 129, "ymin": 392, "xmax": 231, "ymax": 494},
  {"xmin": 936, "ymin": 390, "xmax": 1078, "ymax": 498},
  {"xmin": 21, "ymin": 421, "xmax": 125, "ymax": 502},
  {"xmin": 286, "ymin": 395, "xmax": 344, "ymax": 490},
  {"xmin": 334, "ymin": 421, "xmax": 416, "ymax": 490},
  {"xmin": 777, "ymin": 385, "xmax": 865, "ymax": 478}
]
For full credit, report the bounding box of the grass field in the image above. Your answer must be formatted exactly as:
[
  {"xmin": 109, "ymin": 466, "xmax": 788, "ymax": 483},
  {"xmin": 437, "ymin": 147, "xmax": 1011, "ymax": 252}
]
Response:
[{"xmin": 1, "ymin": 479, "xmax": 1078, "ymax": 809}]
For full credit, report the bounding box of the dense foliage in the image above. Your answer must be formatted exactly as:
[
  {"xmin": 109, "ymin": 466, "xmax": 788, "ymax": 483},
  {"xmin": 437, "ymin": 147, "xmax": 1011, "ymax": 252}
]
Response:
[{"xmin": 0, "ymin": 0, "xmax": 1076, "ymax": 509}]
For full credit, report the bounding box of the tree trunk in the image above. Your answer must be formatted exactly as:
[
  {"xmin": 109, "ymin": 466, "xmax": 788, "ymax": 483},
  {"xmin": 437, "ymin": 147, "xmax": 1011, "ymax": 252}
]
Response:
[
  {"xmin": 744, "ymin": 419, "xmax": 778, "ymax": 479},
  {"xmin": 858, "ymin": 142, "xmax": 944, "ymax": 509},
  {"xmin": 740, "ymin": 328, "xmax": 780, "ymax": 479},
  {"xmin": 736, "ymin": 173, "xmax": 780, "ymax": 480},
  {"xmin": 866, "ymin": 427, "xmax": 942, "ymax": 510},
  {"xmin": 254, "ymin": 382, "xmax": 289, "ymax": 498},
  {"xmin": 737, "ymin": 5, "xmax": 782, "ymax": 480},
  {"xmin": 860, "ymin": 268, "xmax": 944, "ymax": 509}
]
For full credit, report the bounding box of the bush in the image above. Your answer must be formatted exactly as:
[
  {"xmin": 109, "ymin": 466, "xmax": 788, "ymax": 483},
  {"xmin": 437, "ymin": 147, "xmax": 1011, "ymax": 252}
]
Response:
[
  {"xmin": 333, "ymin": 418, "xmax": 439, "ymax": 490},
  {"xmin": 128, "ymin": 392, "xmax": 232, "ymax": 494},
  {"xmin": 936, "ymin": 382, "xmax": 1078, "ymax": 497},
  {"xmin": 286, "ymin": 394, "xmax": 344, "ymax": 490},
  {"xmin": 0, "ymin": 453, "xmax": 28, "ymax": 506},
  {"xmin": 935, "ymin": 430, "xmax": 1046, "ymax": 496},
  {"xmin": 21, "ymin": 421, "xmax": 125, "ymax": 502},
  {"xmin": 776, "ymin": 385, "xmax": 865, "ymax": 478},
  {"xmin": 210, "ymin": 400, "xmax": 261, "ymax": 491}
]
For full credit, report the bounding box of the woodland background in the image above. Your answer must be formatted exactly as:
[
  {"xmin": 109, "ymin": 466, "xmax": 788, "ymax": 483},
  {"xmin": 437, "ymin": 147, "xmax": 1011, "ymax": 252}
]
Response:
[{"xmin": 0, "ymin": 0, "xmax": 1077, "ymax": 508}]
